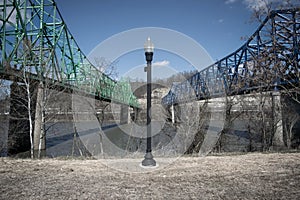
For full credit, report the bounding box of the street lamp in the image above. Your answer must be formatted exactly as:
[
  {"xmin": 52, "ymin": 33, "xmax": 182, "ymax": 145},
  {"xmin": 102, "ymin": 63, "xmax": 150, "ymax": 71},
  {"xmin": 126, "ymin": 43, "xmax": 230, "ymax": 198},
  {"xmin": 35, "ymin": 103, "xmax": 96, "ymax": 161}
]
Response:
[{"xmin": 142, "ymin": 37, "xmax": 156, "ymax": 167}]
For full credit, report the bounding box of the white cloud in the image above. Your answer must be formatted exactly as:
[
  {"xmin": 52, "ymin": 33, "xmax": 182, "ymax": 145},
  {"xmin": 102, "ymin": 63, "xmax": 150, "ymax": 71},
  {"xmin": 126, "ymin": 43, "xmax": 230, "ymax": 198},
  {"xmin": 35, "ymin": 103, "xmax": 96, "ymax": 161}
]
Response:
[
  {"xmin": 225, "ymin": 0, "xmax": 238, "ymax": 4},
  {"xmin": 244, "ymin": 0, "xmax": 270, "ymax": 11},
  {"xmin": 243, "ymin": 0, "xmax": 300, "ymax": 12},
  {"xmin": 152, "ymin": 60, "xmax": 170, "ymax": 67},
  {"xmin": 218, "ymin": 19, "xmax": 224, "ymax": 23}
]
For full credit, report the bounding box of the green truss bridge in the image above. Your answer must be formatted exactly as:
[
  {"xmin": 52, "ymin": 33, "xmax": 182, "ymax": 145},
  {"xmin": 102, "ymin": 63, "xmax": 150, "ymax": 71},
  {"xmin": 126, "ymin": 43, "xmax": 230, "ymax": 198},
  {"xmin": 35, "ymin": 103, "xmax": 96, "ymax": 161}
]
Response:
[{"xmin": 0, "ymin": 0, "xmax": 139, "ymax": 108}]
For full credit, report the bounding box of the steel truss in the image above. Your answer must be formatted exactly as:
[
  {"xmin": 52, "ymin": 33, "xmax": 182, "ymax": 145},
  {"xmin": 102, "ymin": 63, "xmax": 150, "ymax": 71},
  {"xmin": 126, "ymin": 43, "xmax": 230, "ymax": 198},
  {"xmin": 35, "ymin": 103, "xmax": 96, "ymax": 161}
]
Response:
[
  {"xmin": 0, "ymin": 0, "xmax": 138, "ymax": 107},
  {"xmin": 162, "ymin": 8, "xmax": 300, "ymax": 106}
]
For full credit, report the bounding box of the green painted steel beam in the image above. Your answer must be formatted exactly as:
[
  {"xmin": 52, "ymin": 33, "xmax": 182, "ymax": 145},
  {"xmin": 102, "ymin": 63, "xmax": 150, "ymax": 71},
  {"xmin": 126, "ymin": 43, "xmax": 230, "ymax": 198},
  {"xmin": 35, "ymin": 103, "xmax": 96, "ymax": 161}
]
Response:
[{"xmin": 0, "ymin": 0, "xmax": 139, "ymax": 108}]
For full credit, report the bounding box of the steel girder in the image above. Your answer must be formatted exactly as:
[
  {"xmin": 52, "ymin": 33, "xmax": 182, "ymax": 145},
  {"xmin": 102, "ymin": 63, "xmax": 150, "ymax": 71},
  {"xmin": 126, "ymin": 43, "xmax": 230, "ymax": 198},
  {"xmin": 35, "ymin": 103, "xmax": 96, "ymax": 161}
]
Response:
[
  {"xmin": 0, "ymin": 0, "xmax": 138, "ymax": 107},
  {"xmin": 162, "ymin": 8, "xmax": 300, "ymax": 106}
]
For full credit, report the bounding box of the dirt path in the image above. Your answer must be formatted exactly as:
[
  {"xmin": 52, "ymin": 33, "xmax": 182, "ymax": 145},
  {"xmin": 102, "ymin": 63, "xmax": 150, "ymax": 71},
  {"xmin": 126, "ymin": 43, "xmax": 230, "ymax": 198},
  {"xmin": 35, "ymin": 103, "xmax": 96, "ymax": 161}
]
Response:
[{"xmin": 0, "ymin": 153, "xmax": 299, "ymax": 199}]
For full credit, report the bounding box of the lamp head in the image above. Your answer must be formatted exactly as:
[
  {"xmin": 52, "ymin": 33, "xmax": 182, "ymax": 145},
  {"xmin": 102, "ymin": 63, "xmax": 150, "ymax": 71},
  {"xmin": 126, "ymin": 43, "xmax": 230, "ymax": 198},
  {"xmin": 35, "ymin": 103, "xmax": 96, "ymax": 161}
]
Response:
[{"xmin": 144, "ymin": 37, "xmax": 154, "ymax": 53}]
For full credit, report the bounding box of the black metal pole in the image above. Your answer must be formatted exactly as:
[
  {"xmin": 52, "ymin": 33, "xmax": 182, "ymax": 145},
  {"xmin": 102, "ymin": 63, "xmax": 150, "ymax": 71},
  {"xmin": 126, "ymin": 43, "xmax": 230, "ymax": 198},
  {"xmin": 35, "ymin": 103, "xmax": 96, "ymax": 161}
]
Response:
[
  {"xmin": 146, "ymin": 58, "xmax": 152, "ymax": 151},
  {"xmin": 142, "ymin": 52, "xmax": 156, "ymax": 166}
]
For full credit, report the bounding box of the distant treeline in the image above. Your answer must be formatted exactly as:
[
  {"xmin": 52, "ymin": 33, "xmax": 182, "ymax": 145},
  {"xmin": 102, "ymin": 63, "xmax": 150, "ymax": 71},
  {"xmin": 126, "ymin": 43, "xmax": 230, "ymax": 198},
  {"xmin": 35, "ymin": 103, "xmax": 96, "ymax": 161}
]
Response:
[{"xmin": 130, "ymin": 70, "xmax": 198, "ymax": 88}]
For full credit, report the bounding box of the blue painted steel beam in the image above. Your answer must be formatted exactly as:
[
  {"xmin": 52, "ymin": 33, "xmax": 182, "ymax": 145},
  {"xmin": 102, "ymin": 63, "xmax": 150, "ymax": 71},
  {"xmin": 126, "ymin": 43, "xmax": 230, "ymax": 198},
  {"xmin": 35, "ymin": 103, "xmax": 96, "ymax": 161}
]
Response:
[{"xmin": 162, "ymin": 8, "xmax": 300, "ymax": 107}]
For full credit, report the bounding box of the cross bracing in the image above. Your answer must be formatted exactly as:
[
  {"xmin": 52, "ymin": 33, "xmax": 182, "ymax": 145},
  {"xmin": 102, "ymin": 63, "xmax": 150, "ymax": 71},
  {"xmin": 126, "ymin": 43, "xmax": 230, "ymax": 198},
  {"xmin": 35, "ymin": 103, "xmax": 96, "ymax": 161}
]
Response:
[
  {"xmin": 0, "ymin": 0, "xmax": 139, "ymax": 107},
  {"xmin": 162, "ymin": 8, "xmax": 300, "ymax": 106}
]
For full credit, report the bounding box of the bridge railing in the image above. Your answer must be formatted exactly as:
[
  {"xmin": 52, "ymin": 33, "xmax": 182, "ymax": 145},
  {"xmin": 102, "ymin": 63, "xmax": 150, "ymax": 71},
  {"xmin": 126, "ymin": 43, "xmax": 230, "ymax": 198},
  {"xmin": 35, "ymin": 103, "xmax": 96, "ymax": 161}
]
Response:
[
  {"xmin": 0, "ymin": 0, "xmax": 139, "ymax": 108},
  {"xmin": 162, "ymin": 8, "xmax": 300, "ymax": 106}
]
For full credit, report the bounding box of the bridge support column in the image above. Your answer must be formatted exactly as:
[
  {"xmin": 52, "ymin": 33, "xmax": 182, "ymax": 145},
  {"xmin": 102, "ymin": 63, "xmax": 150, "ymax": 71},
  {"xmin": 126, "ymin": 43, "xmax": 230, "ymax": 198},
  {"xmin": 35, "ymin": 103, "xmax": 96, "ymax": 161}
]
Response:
[
  {"xmin": 171, "ymin": 105, "xmax": 175, "ymax": 124},
  {"xmin": 120, "ymin": 104, "xmax": 130, "ymax": 125},
  {"xmin": 7, "ymin": 81, "xmax": 46, "ymax": 157},
  {"xmin": 33, "ymin": 83, "xmax": 46, "ymax": 157},
  {"xmin": 0, "ymin": 114, "xmax": 8, "ymax": 157},
  {"xmin": 272, "ymin": 92, "xmax": 284, "ymax": 149},
  {"xmin": 132, "ymin": 107, "xmax": 140, "ymax": 122},
  {"xmin": 7, "ymin": 82, "xmax": 31, "ymax": 156}
]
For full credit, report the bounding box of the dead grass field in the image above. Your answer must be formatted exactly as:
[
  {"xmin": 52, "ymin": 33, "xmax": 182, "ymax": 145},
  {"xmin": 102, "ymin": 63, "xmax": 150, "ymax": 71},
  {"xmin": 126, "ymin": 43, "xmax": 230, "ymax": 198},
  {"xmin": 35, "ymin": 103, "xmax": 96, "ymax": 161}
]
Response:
[{"xmin": 0, "ymin": 152, "xmax": 299, "ymax": 199}]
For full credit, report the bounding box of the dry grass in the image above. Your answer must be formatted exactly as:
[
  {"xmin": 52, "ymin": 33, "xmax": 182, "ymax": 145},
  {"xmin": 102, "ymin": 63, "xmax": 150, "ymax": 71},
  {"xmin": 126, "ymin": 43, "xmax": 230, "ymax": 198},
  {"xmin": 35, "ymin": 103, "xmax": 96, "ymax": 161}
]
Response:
[{"xmin": 0, "ymin": 152, "xmax": 299, "ymax": 199}]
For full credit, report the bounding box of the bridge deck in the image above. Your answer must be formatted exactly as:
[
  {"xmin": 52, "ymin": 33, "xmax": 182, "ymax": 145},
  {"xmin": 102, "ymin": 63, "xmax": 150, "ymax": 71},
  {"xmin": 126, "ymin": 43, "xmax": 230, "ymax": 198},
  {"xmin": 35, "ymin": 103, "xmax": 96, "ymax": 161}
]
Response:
[
  {"xmin": 162, "ymin": 8, "xmax": 300, "ymax": 106},
  {"xmin": 0, "ymin": 0, "xmax": 138, "ymax": 108}
]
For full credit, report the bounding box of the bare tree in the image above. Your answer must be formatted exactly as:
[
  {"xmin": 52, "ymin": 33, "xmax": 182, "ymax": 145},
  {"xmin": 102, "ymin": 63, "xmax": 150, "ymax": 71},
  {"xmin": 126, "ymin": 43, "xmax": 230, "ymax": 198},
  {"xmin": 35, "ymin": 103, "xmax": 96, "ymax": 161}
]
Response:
[
  {"xmin": 93, "ymin": 57, "xmax": 119, "ymax": 80},
  {"xmin": 0, "ymin": 79, "xmax": 9, "ymax": 156},
  {"xmin": 23, "ymin": 71, "xmax": 35, "ymax": 158},
  {"xmin": 214, "ymin": 95, "xmax": 245, "ymax": 153},
  {"xmin": 282, "ymin": 96, "xmax": 300, "ymax": 149},
  {"xmin": 7, "ymin": 68, "xmax": 36, "ymax": 158},
  {"xmin": 183, "ymin": 101, "xmax": 210, "ymax": 154},
  {"xmin": 240, "ymin": 1, "xmax": 300, "ymax": 151}
]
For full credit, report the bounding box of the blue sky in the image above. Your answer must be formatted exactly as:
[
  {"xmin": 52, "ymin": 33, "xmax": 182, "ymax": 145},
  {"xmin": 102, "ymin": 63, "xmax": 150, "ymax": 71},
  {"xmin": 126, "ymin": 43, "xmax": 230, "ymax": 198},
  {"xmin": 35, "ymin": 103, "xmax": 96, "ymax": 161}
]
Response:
[{"xmin": 55, "ymin": 0, "xmax": 299, "ymax": 80}]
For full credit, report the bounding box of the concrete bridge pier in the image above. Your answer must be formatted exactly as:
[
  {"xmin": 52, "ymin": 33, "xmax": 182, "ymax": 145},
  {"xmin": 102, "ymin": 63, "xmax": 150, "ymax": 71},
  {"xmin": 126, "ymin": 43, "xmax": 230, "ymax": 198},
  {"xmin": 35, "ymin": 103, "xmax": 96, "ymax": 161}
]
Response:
[
  {"xmin": 132, "ymin": 107, "xmax": 140, "ymax": 123},
  {"xmin": 33, "ymin": 83, "xmax": 46, "ymax": 157},
  {"xmin": 272, "ymin": 92, "xmax": 284, "ymax": 149},
  {"xmin": 120, "ymin": 106, "xmax": 141, "ymax": 124},
  {"xmin": 120, "ymin": 104, "xmax": 131, "ymax": 125},
  {"xmin": 7, "ymin": 81, "xmax": 31, "ymax": 156},
  {"xmin": 168, "ymin": 104, "xmax": 180, "ymax": 124},
  {"xmin": 7, "ymin": 81, "xmax": 45, "ymax": 157},
  {"xmin": 171, "ymin": 105, "xmax": 175, "ymax": 124},
  {"xmin": 165, "ymin": 91, "xmax": 290, "ymax": 153}
]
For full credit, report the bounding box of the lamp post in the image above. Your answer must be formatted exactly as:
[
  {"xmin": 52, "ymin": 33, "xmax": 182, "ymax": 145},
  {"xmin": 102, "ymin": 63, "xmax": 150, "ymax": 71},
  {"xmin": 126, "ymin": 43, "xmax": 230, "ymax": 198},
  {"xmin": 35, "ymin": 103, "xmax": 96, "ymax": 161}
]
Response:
[{"xmin": 142, "ymin": 37, "xmax": 156, "ymax": 167}]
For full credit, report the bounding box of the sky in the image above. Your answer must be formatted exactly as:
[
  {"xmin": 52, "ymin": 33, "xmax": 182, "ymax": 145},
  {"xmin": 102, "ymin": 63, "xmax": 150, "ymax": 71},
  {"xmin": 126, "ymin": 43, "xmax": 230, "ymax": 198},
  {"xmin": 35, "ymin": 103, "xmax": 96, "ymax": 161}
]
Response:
[{"xmin": 54, "ymin": 0, "xmax": 299, "ymax": 80}]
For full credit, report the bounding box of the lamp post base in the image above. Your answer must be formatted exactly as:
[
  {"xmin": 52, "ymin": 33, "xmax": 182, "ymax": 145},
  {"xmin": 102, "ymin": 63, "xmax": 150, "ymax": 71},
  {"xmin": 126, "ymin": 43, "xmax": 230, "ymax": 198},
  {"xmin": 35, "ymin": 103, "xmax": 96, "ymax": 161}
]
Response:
[{"xmin": 142, "ymin": 152, "xmax": 156, "ymax": 166}]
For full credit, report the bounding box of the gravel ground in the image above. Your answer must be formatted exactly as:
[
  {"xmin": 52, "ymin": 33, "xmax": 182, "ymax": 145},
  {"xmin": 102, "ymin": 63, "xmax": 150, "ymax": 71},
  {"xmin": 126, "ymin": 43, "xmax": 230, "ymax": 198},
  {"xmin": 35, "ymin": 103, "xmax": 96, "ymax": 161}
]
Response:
[{"xmin": 0, "ymin": 152, "xmax": 299, "ymax": 200}]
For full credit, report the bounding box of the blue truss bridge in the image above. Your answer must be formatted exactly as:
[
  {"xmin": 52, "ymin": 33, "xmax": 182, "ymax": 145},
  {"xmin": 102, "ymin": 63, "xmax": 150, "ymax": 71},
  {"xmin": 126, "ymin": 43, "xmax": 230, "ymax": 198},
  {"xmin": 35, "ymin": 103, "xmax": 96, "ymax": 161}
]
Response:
[
  {"xmin": 0, "ymin": 0, "xmax": 139, "ymax": 108},
  {"xmin": 162, "ymin": 8, "xmax": 300, "ymax": 106}
]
